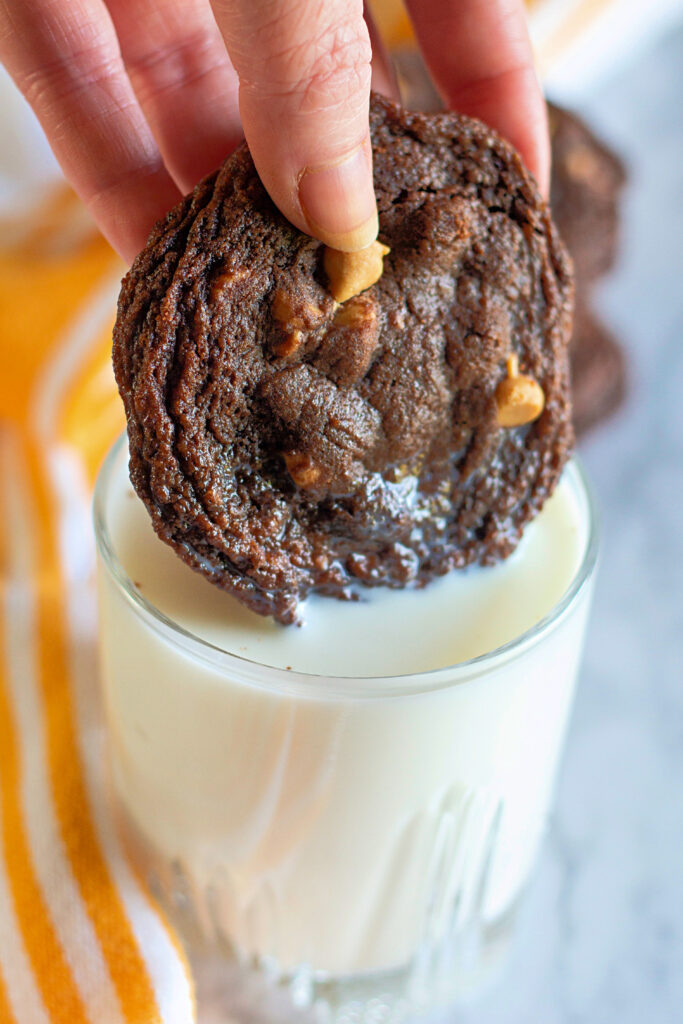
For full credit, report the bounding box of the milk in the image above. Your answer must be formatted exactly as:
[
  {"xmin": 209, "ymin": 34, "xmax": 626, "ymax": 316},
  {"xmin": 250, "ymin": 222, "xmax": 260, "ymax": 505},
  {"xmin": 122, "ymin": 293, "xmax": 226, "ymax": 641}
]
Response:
[{"xmin": 96, "ymin": 439, "xmax": 594, "ymax": 976}]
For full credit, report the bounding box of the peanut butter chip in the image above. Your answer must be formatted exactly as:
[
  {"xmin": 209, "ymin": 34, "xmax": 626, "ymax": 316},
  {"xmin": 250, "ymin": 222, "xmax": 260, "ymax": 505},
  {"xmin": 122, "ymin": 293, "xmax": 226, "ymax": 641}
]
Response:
[
  {"xmin": 271, "ymin": 289, "xmax": 325, "ymax": 330},
  {"xmin": 283, "ymin": 452, "xmax": 322, "ymax": 489},
  {"xmin": 323, "ymin": 240, "xmax": 390, "ymax": 303},
  {"xmin": 270, "ymin": 289, "xmax": 327, "ymax": 358},
  {"xmin": 210, "ymin": 266, "xmax": 249, "ymax": 302},
  {"xmin": 274, "ymin": 330, "xmax": 304, "ymax": 358},
  {"xmin": 332, "ymin": 295, "xmax": 376, "ymax": 328},
  {"xmin": 496, "ymin": 354, "xmax": 545, "ymax": 427}
]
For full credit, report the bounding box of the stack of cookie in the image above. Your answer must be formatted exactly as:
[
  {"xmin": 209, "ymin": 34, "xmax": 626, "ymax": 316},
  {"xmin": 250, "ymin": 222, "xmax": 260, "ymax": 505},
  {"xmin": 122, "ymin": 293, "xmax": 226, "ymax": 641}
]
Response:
[{"xmin": 548, "ymin": 104, "xmax": 627, "ymax": 435}]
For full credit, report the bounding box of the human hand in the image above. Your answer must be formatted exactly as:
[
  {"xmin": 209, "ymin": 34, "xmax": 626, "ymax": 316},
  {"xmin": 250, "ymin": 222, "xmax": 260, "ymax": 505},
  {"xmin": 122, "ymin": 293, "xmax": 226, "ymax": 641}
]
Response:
[{"xmin": 0, "ymin": 0, "xmax": 548, "ymax": 265}]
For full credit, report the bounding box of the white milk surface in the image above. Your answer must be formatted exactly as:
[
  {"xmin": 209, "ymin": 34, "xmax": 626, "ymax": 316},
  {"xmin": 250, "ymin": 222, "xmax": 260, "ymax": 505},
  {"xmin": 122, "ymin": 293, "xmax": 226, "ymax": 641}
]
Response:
[
  {"xmin": 106, "ymin": 449, "xmax": 586, "ymax": 677},
  {"xmin": 98, "ymin": 443, "xmax": 593, "ymax": 975}
]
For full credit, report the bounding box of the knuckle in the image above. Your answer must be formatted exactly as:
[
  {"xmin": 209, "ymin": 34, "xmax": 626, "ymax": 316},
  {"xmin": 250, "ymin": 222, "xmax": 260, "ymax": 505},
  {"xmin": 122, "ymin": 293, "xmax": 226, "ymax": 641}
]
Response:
[
  {"xmin": 295, "ymin": 37, "xmax": 372, "ymax": 115},
  {"xmin": 124, "ymin": 31, "xmax": 226, "ymax": 101},
  {"xmin": 246, "ymin": 15, "xmax": 372, "ymax": 114},
  {"xmin": 20, "ymin": 42, "xmax": 121, "ymax": 107}
]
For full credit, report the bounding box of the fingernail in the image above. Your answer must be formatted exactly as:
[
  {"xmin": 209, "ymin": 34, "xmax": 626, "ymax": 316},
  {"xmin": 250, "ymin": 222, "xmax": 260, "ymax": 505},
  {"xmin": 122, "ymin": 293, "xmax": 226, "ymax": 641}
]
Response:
[{"xmin": 299, "ymin": 143, "xmax": 378, "ymax": 252}]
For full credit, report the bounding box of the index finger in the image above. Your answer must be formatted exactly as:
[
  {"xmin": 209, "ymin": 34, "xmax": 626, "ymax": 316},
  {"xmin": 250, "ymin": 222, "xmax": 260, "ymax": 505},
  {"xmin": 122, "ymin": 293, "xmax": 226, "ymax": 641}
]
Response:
[{"xmin": 404, "ymin": 0, "xmax": 550, "ymax": 195}]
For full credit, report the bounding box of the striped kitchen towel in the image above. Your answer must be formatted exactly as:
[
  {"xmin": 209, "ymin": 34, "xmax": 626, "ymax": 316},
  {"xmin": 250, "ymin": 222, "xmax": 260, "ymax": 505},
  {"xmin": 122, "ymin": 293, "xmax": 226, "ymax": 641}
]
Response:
[{"xmin": 0, "ymin": 186, "xmax": 195, "ymax": 1023}]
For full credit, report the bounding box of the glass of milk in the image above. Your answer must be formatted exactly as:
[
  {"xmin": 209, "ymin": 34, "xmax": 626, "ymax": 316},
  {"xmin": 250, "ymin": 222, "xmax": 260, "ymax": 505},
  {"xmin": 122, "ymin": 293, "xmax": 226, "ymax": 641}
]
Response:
[{"xmin": 94, "ymin": 434, "xmax": 598, "ymax": 1022}]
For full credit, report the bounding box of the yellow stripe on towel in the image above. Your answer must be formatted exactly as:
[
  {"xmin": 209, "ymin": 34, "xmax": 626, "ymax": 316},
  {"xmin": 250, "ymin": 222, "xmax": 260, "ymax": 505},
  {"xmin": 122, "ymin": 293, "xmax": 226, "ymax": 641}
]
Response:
[
  {"xmin": 0, "ymin": 599, "xmax": 90, "ymax": 1023},
  {"xmin": 0, "ymin": 969, "xmax": 16, "ymax": 1024},
  {"xmin": 25, "ymin": 439, "xmax": 163, "ymax": 1024}
]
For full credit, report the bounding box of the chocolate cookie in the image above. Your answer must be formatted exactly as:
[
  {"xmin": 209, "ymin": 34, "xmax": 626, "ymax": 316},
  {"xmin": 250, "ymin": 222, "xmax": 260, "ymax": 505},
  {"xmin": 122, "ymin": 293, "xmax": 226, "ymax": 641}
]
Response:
[
  {"xmin": 570, "ymin": 304, "xmax": 627, "ymax": 436},
  {"xmin": 113, "ymin": 94, "xmax": 574, "ymax": 624},
  {"xmin": 547, "ymin": 103, "xmax": 628, "ymax": 433},
  {"xmin": 549, "ymin": 102, "xmax": 626, "ymax": 287}
]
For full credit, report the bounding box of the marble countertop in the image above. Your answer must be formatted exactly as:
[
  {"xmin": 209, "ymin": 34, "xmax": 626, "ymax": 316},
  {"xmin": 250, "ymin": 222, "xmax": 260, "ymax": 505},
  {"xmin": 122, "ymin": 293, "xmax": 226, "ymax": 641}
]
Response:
[{"xmin": 453, "ymin": 23, "xmax": 683, "ymax": 1024}]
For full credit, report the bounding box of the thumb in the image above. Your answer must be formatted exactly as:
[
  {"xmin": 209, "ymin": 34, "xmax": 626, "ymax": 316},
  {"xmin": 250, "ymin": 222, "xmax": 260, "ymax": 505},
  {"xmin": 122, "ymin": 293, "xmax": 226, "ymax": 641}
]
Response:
[{"xmin": 210, "ymin": 0, "xmax": 377, "ymax": 252}]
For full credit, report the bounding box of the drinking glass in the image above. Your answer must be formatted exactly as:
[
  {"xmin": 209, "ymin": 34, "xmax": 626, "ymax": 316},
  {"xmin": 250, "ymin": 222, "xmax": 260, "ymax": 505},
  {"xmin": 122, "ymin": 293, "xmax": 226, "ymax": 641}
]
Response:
[{"xmin": 94, "ymin": 435, "xmax": 598, "ymax": 1023}]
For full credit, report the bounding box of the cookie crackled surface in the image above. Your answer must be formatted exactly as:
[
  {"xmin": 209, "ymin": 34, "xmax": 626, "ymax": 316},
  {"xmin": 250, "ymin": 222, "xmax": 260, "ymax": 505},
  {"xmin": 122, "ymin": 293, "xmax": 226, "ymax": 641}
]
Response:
[{"xmin": 113, "ymin": 94, "xmax": 574, "ymax": 624}]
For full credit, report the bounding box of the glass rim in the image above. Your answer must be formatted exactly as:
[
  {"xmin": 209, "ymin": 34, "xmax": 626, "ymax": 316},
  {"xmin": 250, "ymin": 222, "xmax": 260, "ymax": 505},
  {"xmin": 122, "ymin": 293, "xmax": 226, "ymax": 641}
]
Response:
[{"xmin": 93, "ymin": 433, "xmax": 599, "ymax": 700}]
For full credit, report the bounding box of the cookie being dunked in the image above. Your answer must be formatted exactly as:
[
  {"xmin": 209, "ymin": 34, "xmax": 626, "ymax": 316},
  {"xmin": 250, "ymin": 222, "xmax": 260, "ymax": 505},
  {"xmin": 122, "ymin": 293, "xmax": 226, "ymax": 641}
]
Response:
[{"xmin": 113, "ymin": 94, "xmax": 574, "ymax": 624}]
